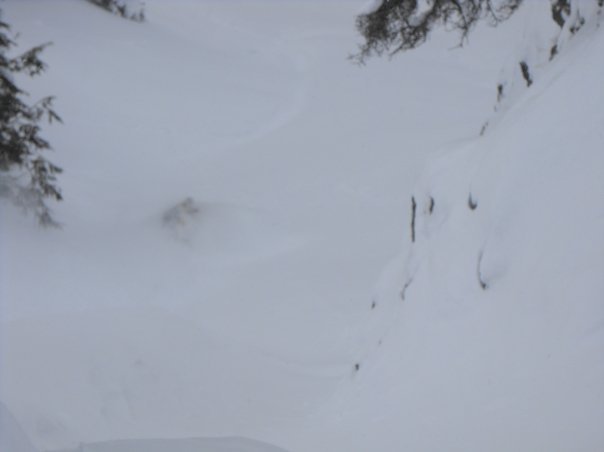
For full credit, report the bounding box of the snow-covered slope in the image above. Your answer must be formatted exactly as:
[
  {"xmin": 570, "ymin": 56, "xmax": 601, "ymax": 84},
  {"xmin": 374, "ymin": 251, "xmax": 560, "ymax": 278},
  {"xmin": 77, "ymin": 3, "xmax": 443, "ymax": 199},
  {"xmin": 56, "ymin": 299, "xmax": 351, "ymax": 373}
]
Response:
[
  {"xmin": 0, "ymin": 402, "xmax": 39, "ymax": 452},
  {"xmin": 300, "ymin": 5, "xmax": 604, "ymax": 452},
  {"xmin": 0, "ymin": 1, "xmax": 602, "ymax": 451}
]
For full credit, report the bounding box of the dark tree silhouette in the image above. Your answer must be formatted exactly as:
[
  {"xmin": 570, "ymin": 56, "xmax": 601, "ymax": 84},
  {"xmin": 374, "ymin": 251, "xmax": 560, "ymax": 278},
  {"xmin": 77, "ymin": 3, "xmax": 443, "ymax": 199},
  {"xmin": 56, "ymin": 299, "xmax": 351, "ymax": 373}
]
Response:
[
  {"xmin": 88, "ymin": 0, "xmax": 145, "ymax": 22},
  {"xmin": 0, "ymin": 10, "xmax": 62, "ymax": 225},
  {"xmin": 353, "ymin": 0, "xmax": 523, "ymax": 63}
]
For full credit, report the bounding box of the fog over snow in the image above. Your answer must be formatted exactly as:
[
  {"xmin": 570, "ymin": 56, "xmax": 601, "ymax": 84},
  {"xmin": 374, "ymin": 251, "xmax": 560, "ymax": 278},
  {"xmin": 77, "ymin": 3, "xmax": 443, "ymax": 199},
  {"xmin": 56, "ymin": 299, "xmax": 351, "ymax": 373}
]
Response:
[{"xmin": 0, "ymin": 1, "xmax": 602, "ymax": 451}]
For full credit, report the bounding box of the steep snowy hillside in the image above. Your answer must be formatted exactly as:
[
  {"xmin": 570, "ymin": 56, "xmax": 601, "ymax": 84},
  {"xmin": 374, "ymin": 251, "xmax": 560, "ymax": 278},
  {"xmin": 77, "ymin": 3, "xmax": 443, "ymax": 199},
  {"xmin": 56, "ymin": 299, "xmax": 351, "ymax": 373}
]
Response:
[
  {"xmin": 0, "ymin": 1, "xmax": 602, "ymax": 452},
  {"xmin": 300, "ymin": 4, "xmax": 604, "ymax": 452}
]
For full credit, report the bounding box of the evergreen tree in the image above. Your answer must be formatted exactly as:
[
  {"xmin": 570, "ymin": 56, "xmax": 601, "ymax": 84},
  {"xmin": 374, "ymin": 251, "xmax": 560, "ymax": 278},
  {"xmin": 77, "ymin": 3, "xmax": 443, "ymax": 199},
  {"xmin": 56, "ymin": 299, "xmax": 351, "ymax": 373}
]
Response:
[
  {"xmin": 0, "ymin": 10, "xmax": 62, "ymax": 226},
  {"xmin": 87, "ymin": 0, "xmax": 145, "ymax": 22},
  {"xmin": 353, "ymin": 0, "xmax": 522, "ymax": 63}
]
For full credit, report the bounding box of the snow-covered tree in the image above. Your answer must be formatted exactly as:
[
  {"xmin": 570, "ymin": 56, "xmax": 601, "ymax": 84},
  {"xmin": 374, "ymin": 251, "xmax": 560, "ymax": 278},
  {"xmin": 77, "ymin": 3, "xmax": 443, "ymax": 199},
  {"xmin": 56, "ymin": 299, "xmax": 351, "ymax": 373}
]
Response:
[
  {"xmin": 353, "ymin": 0, "xmax": 523, "ymax": 62},
  {"xmin": 355, "ymin": 0, "xmax": 603, "ymax": 135},
  {"xmin": 0, "ymin": 10, "xmax": 62, "ymax": 226},
  {"xmin": 87, "ymin": 0, "xmax": 145, "ymax": 22}
]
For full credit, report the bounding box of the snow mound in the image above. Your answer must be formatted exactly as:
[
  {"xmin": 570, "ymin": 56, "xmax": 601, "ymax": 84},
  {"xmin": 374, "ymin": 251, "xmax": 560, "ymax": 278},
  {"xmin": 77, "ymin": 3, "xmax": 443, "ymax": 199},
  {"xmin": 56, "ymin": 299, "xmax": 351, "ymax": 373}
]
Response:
[{"xmin": 161, "ymin": 198, "xmax": 300, "ymax": 261}]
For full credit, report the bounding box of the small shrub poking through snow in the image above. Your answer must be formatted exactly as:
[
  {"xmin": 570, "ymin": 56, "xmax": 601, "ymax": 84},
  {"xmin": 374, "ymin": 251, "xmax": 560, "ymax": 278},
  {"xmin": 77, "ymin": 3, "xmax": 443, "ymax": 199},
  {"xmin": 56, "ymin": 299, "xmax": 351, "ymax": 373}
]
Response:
[{"xmin": 162, "ymin": 197, "xmax": 201, "ymax": 240}]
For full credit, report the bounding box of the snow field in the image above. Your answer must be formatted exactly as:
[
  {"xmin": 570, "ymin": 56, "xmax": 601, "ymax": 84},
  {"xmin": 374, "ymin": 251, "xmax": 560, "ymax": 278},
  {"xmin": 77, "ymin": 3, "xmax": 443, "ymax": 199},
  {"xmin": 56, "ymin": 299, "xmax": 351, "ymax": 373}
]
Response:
[{"xmin": 1, "ymin": 1, "xmax": 602, "ymax": 451}]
